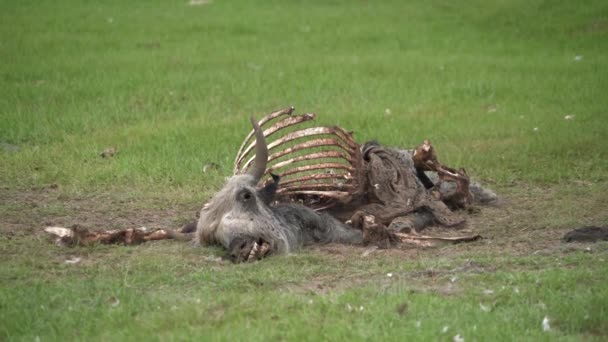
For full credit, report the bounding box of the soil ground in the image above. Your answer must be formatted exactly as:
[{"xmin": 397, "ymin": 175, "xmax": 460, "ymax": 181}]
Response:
[{"xmin": 3, "ymin": 181, "xmax": 607, "ymax": 260}]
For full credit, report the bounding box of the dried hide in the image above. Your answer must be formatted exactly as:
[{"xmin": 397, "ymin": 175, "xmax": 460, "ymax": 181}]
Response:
[{"xmin": 343, "ymin": 142, "xmax": 466, "ymax": 229}]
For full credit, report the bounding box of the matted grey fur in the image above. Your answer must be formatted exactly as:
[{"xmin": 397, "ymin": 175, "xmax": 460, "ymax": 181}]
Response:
[{"xmin": 194, "ymin": 118, "xmax": 362, "ymax": 258}]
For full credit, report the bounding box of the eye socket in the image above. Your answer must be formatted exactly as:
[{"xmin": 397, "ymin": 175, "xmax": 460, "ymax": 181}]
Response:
[{"xmin": 239, "ymin": 190, "xmax": 253, "ymax": 202}]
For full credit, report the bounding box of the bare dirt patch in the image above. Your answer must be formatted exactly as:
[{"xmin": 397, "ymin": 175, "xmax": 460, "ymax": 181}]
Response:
[
  {"xmin": 0, "ymin": 186, "xmax": 198, "ymax": 237},
  {"xmin": 2, "ymin": 181, "xmax": 607, "ymax": 259}
]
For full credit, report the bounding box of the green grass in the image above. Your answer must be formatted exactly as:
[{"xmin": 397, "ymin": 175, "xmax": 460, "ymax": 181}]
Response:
[
  {"xmin": 2, "ymin": 240, "xmax": 608, "ymax": 341},
  {"xmin": 1, "ymin": 0, "xmax": 608, "ymax": 340}
]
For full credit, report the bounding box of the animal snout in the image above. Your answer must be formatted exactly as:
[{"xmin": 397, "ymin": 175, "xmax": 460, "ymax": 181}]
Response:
[{"xmin": 227, "ymin": 236, "xmax": 271, "ymax": 263}]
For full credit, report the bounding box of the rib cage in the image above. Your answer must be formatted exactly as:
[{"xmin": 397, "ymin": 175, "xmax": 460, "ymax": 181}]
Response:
[{"xmin": 234, "ymin": 106, "xmax": 362, "ymax": 210}]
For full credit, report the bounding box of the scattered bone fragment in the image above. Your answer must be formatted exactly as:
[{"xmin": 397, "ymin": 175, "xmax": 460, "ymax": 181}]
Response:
[
  {"xmin": 394, "ymin": 232, "xmax": 481, "ymax": 244},
  {"xmin": 100, "ymin": 147, "xmax": 117, "ymax": 158},
  {"xmin": 44, "ymin": 225, "xmax": 176, "ymax": 246}
]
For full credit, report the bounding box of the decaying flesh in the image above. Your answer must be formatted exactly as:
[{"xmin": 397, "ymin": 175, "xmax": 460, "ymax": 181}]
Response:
[
  {"xmin": 356, "ymin": 214, "xmax": 481, "ymax": 249},
  {"xmin": 411, "ymin": 140, "xmax": 473, "ymax": 209}
]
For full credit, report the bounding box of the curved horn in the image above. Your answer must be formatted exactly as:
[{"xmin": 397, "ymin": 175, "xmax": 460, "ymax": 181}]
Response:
[{"xmin": 247, "ymin": 116, "xmax": 268, "ymax": 183}]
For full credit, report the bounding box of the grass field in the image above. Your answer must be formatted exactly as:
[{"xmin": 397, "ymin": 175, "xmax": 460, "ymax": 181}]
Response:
[{"xmin": 1, "ymin": 0, "xmax": 608, "ymax": 340}]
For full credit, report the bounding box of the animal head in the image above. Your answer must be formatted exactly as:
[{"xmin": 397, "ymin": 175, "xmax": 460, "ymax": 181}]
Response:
[{"xmin": 195, "ymin": 117, "xmax": 279, "ymax": 246}]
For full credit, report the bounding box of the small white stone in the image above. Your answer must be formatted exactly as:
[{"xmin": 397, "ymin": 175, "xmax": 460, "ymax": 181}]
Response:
[
  {"xmin": 542, "ymin": 316, "xmax": 551, "ymax": 331},
  {"xmin": 533, "ymin": 127, "xmax": 539, "ymax": 132},
  {"xmin": 479, "ymin": 303, "xmax": 491, "ymax": 312},
  {"xmin": 415, "ymin": 320, "xmax": 422, "ymax": 328},
  {"xmin": 387, "ymin": 273, "xmax": 393, "ymax": 278},
  {"xmin": 442, "ymin": 326, "xmax": 449, "ymax": 333},
  {"xmin": 247, "ymin": 63, "xmax": 262, "ymax": 71},
  {"xmin": 385, "ymin": 108, "xmax": 392, "ymax": 115},
  {"xmin": 361, "ymin": 246, "xmax": 377, "ymax": 257},
  {"xmin": 189, "ymin": 0, "xmax": 213, "ymax": 5},
  {"xmin": 574, "ymin": 55, "xmax": 583, "ymax": 62},
  {"xmin": 109, "ymin": 297, "xmax": 120, "ymax": 308},
  {"xmin": 453, "ymin": 334, "xmax": 465, "ymax": 342},
  {"xmin": 64, "ymin": 257, "xmax": 81, "ymax": 264}
]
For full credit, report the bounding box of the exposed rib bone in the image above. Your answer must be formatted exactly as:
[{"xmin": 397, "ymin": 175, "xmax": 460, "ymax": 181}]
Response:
[
  {"xmin": 279, "ymin": 190, "xmax": 352, "ymax": 202},
  {"xmin": 265, "ymin": 127, "xmax": 355, "ymax": 157},
  {"xmin": 273, "ymin": 162, "xmax": 354, "ymax": 178},
  {"xmin": 234, "ymin": 106, "xmax": 295, "ymax": 174},
  {"xmin": 270, "ymin": 138, "xmax": 354, "ymax": 160},
  {"xmin": 235, "ymin": 114, "xmax": 318, "ymax": 172},
  {"xmin": 267, "ymin": 151, "xmax": 351, "ymax": 173},
  {"xmin": 263, "ymin": 113, "xmax": 316, "ymax": 139},
  {"xmin": 258, "ymin": 106, "xmax": 296, "ymax": 126},
  {"xmin": 237, "ymin": 126, "xmax": 358, "ymax": 173},
  {"xmin": 277, "ymin": 183, "xmax": 355, "ymax": 192},
  {"xmin": 277, "ymin": 173, "xmax": 352, "ymax": 187},
  {"xmin": 241, "ymin": 137, "xmax": 356, "ymax": 172},
  {"xmin": 330, "ymin": 126, "xmax": 359, "ymax": 150}
]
